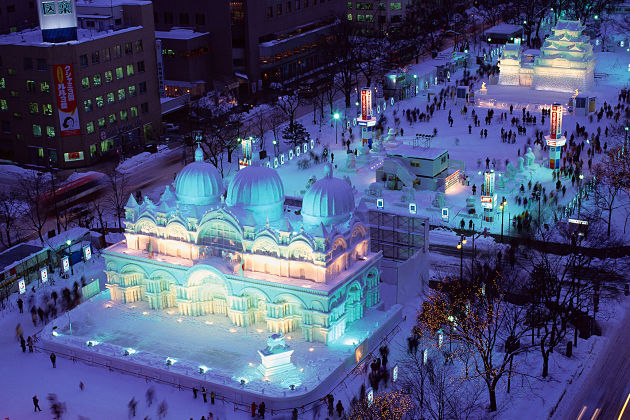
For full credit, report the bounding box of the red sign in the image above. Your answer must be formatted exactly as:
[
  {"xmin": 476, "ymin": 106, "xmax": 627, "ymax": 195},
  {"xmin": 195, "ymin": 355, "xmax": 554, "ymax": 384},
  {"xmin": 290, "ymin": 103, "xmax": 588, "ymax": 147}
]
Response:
[
  {"xmin": 361, "ymin": 88, "xmax": 372, "ymax": 120},
  {"xmin": 550, "ymin": 103, "xmax": 562, "ymax": 140},
  {"xmin": 53, "ymin": 64, "xmax": 81, "ymax": 137},
  {"xmin": 480, "ymin": 196, "xmax": 493, "ymax": 203}
]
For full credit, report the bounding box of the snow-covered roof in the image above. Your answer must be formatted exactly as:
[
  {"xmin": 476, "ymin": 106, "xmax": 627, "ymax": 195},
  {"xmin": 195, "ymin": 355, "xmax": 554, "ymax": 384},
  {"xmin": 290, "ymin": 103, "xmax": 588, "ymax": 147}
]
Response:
[
  {"xmin": 0, "ymin": 26, "xmax": 142, "ymax": 46},
  {"xmin": 0, "ymin": 243, "xmax": 47, "ymax": 272},
  {"xmin": 486, "ymin": 23, "xmax": 523, "ymax": 35},
  {"xmin": 43, "ymin": 227, "xmax": 90, "ymax": 250},
  {"xmin": 155, "ymin": 28, "xmax": 209, "ymax": 40},
  {"xmin": 386, "ymin": 145, "xmax": 448, "ymax": 160}
]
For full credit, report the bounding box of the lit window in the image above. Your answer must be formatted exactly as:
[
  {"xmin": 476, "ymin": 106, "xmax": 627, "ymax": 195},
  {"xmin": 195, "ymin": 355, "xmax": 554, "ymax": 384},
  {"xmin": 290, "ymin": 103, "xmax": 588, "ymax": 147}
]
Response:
[
  {"xmin": 84, "ymin": 99, "xmax": 92, "ymax": 112},
  {"xmin": 0, "ymin": 99, "xmax": 7, "ymax": 111},
  {"xmin": 130, "ymin": 106, "xmax": 138, "ymax": 117},
  {"xmin": 0, "ymin": 77, "xmax": 5, "ymax": 89},
  {"xmin": 33, "ymin": 124, "xmax": 42, "ymax": 136},
  {"xmin": 120, "ymin": 109, "xmax": 128, "ymax": 121},
  {"xmin": 105, "ymin": 70, "xmax": 113, "ymax": 83},
  {"xmin": 128, "ymin": 85, "xmax": 136, "ymax": 97},
  {"xmin": 117, "ymin": 88, "xmax": 125, "ymax": 101},
  {"xmin": 390, "ymin": 1, "xmax": 401, "ymax": 10},
  {"xmin": 135, "ymin": 40, "xmax": 143, "ymax": 52},
  {"xmin": 86, "ymin": 121, "xmax": 94, "ymax": 133},
  {"xmin": 96, "ymin": 96, "xmax": 104, "ymax": 108},
  {"xmin": 26, "ymin": 80, "xmax": 36, "ymax": 92},
  {"xmin": 10, "ymin": 90, "xmax": 18, "ymax": 97},
  {"xmin": 347, "ymin": 13, "xmax": 352, "ymax": 20},
  {"xmin": 93, "ymin": 74, "xmax": 102, "ymax": 86},
  {"xmin": 115, "ymin": 67, "xmax": 123, "ymax": 80},
  {"xmin": 29, "ymin": 102, "xmax": 39, "ymax": 114},
  {"xmin": 81, "ymin": 77, "xmax": 90, "ymax": 89},
  {"xmin": 98, "ymin": 117, "xmax": 105, "ymax": 127},
  {"xmin": 126, "ymin": 64, "xmax": 134, "ymax": 76},
  {"xmin": 107, "ymin": 92, "xmax": 115, "ymax": 104},
  {"xmin": 40, "ymin": 81, "xmax": 50, "ymax": 92},
  {"xmin": 46, "ymin": 126, "xmax": 55, "ymax": 137},
  {"xmin": 43, "ymin": 103, "xmax": 52, "ymax": 115},
  {"xmin": 109, "ymin": 113, "xmax": 116, "ymax": 124}
]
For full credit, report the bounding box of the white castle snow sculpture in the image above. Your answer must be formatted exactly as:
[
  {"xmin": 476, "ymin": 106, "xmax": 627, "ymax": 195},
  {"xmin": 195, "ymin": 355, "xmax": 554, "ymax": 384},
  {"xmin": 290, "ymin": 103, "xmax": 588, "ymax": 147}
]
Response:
[{"xmin": 498, "ymin": 20, "xmax": 595, "ymax": 93}]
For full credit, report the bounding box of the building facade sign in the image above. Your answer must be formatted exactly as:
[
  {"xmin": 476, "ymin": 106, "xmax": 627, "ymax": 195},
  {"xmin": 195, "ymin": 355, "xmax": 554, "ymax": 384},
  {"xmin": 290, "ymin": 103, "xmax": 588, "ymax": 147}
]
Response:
[{"xmin": 53, "ymin": 64, "xmax": 80, "ymax": 137}]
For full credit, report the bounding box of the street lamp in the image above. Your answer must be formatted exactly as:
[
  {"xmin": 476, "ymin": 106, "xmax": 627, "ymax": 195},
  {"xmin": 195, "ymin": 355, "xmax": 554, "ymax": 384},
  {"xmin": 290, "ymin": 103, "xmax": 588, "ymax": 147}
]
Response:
[
  {"xmin": 499, "ymin": 198, "xmax": 507, "ymax": 243},
  {"xmin": 447, "ymin": 315, "xmax": 455, "ymax": 352},
  {"xmin": 457, "ymin": 234, "xmax": 467, "ymax": 281},
  {"xmin": 578, "ymin": 174, "xmax": 584, "ymax": 217},
  {"xmin": 66, "ymin": 239, "xmax": 74, "ymax": 276},
  {"xmin": 624, "ymin": 125, "xmax": 628, "ymax": 147},
  {"xmin": 333, "ymin": 112, "xmax": 340, "ymax": 144}
]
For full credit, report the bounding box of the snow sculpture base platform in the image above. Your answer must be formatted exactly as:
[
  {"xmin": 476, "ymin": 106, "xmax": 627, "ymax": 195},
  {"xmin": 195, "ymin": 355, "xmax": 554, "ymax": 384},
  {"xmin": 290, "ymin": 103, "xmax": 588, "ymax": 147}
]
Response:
[
  {"xmin": 257, "ymin": 333, "xmax": 295, "ymax": 377},
  {"xmin": 257, "ymin": 348, "xmax": 295, "ymax": 377}
]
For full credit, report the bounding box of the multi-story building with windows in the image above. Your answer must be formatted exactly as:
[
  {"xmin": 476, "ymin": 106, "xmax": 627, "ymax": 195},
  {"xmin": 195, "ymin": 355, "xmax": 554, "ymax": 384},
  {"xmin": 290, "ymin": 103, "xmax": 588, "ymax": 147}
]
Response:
[
  {"xmin": 0, "ymin": 0, "xmax": 161, "ymax": 168},
  {"xmin": 0, "ymin": 0, "xmax": 39, "ymax": 34},
  {"xmin": 152, "ymin": 0, "xmax": 344, "ymax": 95},
  {"xmin": 346, "ymin": 0, "xmax": 406, "ymax": 31}
]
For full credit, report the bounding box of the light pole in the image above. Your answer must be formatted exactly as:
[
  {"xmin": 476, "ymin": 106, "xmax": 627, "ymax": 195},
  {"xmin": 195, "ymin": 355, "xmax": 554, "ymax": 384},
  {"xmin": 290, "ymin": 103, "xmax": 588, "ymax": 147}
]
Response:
[
  {"xmin": 66, "ymin": 239, "xmax": 74, "ymax": 276},
  {"xmin": 333, "ymin": 112, "xmax": 340, "ymax": 144},
  {"xmin": 499, "ymin": 198, "xmax": 507, "ymax": 243},
  {"xmin": 447, "ymin": 315, "xmax": 454, "ymax": 352},
  {"xmin": 532, "ymin": 187, "xmax": 541, "ymax": 228},
  {"xmin": 625, "ymin": 125, "xmax": 628, "ymax": 148},
  {"xmin": 457, "ymin": 234, "xmax": 467, "ymax": 281},
  {"xmin": 578, "ymin": 174, "xmax": 584, "ymax": 217}
]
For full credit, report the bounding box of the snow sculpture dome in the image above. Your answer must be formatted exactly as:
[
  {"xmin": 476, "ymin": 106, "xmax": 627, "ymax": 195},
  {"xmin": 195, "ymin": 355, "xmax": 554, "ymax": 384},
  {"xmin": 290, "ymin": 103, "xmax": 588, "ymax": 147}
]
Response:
[
  {"xmin": 302, "ymin": 164, "xmax": 354, "ymax": 227},
  {"xmin": 226, "ymin": 165, "xmax": 285, "ymax": 225},
  {"xmin": 174, "ymin": 146, "xmax": 224, "ymax": 206}
]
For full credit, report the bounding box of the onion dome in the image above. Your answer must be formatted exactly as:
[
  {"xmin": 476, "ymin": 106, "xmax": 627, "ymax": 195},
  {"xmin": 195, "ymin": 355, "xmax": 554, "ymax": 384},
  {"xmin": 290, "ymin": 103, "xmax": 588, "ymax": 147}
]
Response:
[
  {"xmin": 226, "ymin": 165, "xmax": 285, "ymax": 225},
  {"xmin": 302, "ymin": 164, "xmax": 354, "ymax": 226},
  {"xmin": 174, "ymin": 146, "xmax": 224, "ymax": 206}
]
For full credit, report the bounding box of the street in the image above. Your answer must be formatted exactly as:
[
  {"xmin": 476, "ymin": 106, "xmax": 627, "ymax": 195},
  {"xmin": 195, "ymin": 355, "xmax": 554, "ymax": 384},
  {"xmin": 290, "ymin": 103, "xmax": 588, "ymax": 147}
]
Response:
[{"xmin": 558, "ymin": 301, "xmax": 630, "ymax": 420}]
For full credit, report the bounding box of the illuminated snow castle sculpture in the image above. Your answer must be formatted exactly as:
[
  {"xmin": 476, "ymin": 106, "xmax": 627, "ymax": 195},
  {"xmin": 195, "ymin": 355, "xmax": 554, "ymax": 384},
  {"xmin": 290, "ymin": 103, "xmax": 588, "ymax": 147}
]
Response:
[
  {"xmin": 103, "ymin": 147, "xmax": 381, "ymax": 344},
  {"xmin": 498, "ymin": 20, "xmax": 595, "ymax": 93}
]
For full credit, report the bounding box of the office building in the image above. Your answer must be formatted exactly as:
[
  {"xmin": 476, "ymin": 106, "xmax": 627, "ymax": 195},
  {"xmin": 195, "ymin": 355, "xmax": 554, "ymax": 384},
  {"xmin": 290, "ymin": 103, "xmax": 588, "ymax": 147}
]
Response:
[{"xmin": 0, "ymin": 0, "xmax": 161, "ymax": 168}]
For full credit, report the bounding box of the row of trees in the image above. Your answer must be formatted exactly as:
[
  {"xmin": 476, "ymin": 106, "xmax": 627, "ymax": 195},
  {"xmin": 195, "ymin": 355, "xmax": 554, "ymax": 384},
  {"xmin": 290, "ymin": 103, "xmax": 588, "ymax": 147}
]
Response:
[
  {"xmin": 0, "ymin": 170, "xmax": 129, "ymax": 249},
  {"xmin": 401, "ymin": 215, "xmax": 625, "ymax": 417}
]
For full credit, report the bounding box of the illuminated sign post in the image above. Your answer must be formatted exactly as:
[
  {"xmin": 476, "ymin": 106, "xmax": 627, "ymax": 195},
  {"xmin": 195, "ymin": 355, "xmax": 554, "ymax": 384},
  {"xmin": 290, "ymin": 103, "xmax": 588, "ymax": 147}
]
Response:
[
  {"xmin": 367, "ymin": 388, "xmax": 374, "ymax": 407},
  {"xmin": 357, "ymin": 88, "xmax": 377, "ymax": 147},
  {"xmin": 392, "ymin": 364, "xmax": 399, "ymax": 383},
  {"xmin": 481, "ymin": 170, "xmax": 496, "ymax": 222},
  {"xmin": 83, "ymin": 245, "xmax": 92, "ymax": 261},
  {"xmin": 545, "ymin": 103, "xmax": 566, "ymax": 169},
  {"xmin": 61, "ymin": 256, "xmax": 70, "ymax": 274},
  {"xmin": 40, "ymin": 267, "xmax": 48, "ymax": 283},
  {"xmin": 18, "ymin": 279, "xmax": 26, "ymax": 294}
]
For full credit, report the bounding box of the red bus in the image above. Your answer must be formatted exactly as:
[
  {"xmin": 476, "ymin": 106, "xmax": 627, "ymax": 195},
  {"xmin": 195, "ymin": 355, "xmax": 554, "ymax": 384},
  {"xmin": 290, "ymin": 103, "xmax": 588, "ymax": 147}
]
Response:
[{"xmin": 41, "ymin": 172, "xmax": 107, "ymax": 210}]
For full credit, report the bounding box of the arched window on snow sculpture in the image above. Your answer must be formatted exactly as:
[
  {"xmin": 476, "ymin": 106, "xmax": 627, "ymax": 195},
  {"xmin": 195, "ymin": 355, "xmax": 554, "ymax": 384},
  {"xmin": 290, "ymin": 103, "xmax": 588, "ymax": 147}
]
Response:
[{"xmin": 198, "ymin": 220, "xmax": 242, "ymax": 252}]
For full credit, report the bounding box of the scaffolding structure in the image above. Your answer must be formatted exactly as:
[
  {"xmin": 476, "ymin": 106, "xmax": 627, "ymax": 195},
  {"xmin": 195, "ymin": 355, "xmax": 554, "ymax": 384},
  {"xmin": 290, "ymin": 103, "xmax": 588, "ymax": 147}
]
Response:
[{"xmin": 368, "ymin": 210, "xmax": 429, "ymax": 261}]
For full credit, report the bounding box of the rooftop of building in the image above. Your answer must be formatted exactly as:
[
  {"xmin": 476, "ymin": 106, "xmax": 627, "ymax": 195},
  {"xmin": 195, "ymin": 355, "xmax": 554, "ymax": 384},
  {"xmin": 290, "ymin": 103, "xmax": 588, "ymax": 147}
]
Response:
[
  {"xmin": 76, "ymin": 0, "xmax": 152, "ymax": 6},
  {"xmin": 0, "ymin": 25, "xmax": 142, "ymax": 47},
  {"xmin": 0, "ymin": 243, "xmax": 47, "ymax": 273},
  {"xmin": 386, "ymin": 144, "xmax": 448, "ymax": 160},
  {"xmin": 485, "ymin": 23, "xmax": 524, "ymax": 35},
  {"xmin": 155, "ymin": 28, "xmax": 210, "ymax": 40}
]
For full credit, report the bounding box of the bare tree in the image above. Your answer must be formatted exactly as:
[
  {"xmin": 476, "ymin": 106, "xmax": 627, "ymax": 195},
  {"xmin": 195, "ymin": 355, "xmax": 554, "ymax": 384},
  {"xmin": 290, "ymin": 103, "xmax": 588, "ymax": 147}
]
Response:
[
  {"xmin": 276, "ymin": 94, "xmax": 302, "ymax": 132},
  {"xmin": 415, "ymin": 275, "xmax": 532, "ymax": 412},
  {"xmin": 106, "ymin": 171, "xmax": 129, "ymax": 231},
  {"xmin": 593, "ymin": 148, "xmax": 628, "ymax": 236},
  {"xmin": 19, "ymin": 172, "xmax": 49, "ymax": 244},
  {"xmin": 0, "ymin": 188, "xmax": 25, "ymax": 248}
]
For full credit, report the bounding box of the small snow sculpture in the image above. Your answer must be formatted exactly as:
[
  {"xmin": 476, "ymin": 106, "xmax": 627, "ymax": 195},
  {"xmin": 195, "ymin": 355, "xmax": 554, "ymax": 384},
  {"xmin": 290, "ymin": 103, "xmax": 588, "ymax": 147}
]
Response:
[{"xmin": 432, "ymin": 192, "xmax": 445, "ymax": 208}]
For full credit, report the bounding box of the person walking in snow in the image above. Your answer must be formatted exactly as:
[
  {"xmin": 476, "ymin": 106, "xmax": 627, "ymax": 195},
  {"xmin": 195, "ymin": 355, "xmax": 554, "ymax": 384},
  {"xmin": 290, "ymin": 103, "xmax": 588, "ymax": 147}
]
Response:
[
  {"xmin": 50, "ymin": 352, "xmax": 56, "ymax": 368},
  {"xmin": 128, "ymin": 397, "xmax": 137, "ymax": 417},
  {"xmin": 251, "ymin": 401, "xmax": 257, "ymax": 417},
  {"xmin": 210, "ymin": 391, "xmax": 215, "ymax": 404},
  {"xmin": 17, "ymin": 297, "xmax": 23, "ymax": 313},
  {"xmin": 193, "ymin": 386, "xmax": 198, "ymax": 399},
  {"xmin": 258, "ymin": 401, "xmax": 266, "ymax": 419},
  {"xmin": 202, "ymin": 387, "xmax": 208, "ymax": 403},
  {"xmin": 33, "ymin": 395, "xmax": 42, "ymax": 412},
  {"xmin": 20, "ymin": 336, "xmax": 26, "ymax": 353},
  {"xmin": 27, "ymin": 335, "xmax": 33, "ymax": 352},
  {"xmin": 145, "ymin": 387, "xmax": 155, "ymax": 407},
  {"xmin": 336, "ymin": 400, "xmax": 344, "ymax": 418}
]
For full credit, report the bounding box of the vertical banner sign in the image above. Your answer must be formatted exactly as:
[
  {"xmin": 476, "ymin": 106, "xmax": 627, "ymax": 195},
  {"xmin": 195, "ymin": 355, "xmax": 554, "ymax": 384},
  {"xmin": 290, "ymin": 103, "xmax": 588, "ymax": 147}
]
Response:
[
  {"xmin": 361, "ymin": 88, "xmax": 372, "ymax": 120},
  {"xmin": 18, "ymin": 279, "xmax": 26, "ymax": 294},
  {"xmin": 61, "ymin": 256, "xmax": 70, "ymax": 273},
  {"xmin": 392, "ymin": 364, "xmax": 399, "ymax": 383},
  {"xmin": 40, "ymin": 267, "xmax": 48, "ymax": 283},
  {"xmin": 83, "ymin": 245, "xmax": 92, "ymax": 261},
  {"xmin": 367, "ymin": 388, "xmax": 374, "ymax": 407},
  {"xmin": 554, "ymin": 104, "xmax": 563, "ymax": 139},
  {"xmin": 550, "ymin": 104, "xmax": 563, "ymax": 140},
  {"xmin": 54, "ymin": 64, "xmax": 80, "ymax": 137}
]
